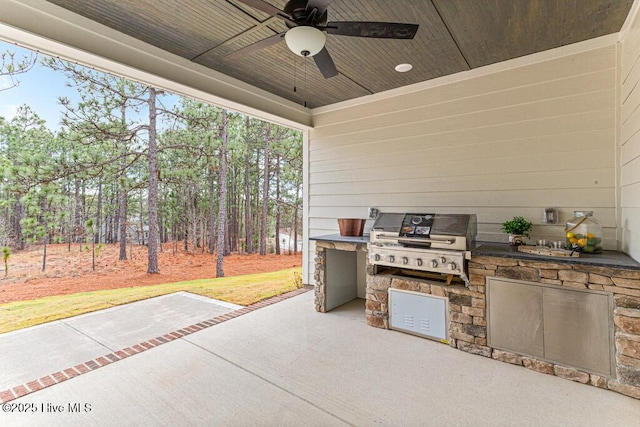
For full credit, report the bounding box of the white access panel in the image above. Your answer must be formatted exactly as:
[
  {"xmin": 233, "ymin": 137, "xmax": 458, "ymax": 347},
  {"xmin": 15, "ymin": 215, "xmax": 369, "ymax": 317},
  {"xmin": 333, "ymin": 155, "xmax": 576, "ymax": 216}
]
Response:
[{"xmin": 389, "ymin": 289, "xmax": 449, "ymax": 342}]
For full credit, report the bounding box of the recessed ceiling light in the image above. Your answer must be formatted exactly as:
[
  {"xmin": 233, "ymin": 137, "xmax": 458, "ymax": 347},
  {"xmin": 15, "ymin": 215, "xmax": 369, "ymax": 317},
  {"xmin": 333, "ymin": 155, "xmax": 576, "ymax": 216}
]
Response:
[{"xmin": 395, "ymin": 63, "xmax": 413, "ymax": 73}]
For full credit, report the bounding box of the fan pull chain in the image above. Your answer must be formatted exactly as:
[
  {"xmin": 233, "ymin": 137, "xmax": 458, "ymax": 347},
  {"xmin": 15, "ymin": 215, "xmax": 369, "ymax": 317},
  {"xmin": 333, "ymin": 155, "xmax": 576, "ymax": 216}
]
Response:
[
  {"xmin": 293, "ymin": 56, "xmax": 297, "ymax": 93},
  {"xmin": 303, "ymin": 55, "xmax": 308, "ymax": 108},
  {"xmin": 293, "ymin": 53, "xmax": 309, "ymax": 108}
]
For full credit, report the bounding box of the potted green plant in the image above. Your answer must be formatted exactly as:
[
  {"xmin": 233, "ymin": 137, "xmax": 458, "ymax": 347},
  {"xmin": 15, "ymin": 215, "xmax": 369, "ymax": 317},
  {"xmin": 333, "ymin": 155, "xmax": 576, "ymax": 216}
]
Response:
[{"xmin": 501, "ymin": 216, "xmax": 533, "ymax": 246}]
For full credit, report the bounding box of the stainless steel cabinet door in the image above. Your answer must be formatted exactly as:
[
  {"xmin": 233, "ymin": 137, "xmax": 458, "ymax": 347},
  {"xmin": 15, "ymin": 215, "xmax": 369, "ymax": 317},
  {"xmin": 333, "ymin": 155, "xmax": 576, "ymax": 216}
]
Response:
[
  {"xmin": 543, "ymin": 287, "xmax": 613, "ymax": 376},
  {"xmin": 488, "ymin": 277, "xmax": 614, "ymax": 377},
  {"xmin": 487, "ymin": 278, "xmax": 544, "ymax": 358}
]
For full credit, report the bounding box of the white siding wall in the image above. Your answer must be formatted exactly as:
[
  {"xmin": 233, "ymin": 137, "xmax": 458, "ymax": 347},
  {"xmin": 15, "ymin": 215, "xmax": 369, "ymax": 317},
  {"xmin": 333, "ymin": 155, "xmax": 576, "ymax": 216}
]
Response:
[
  {"xmin": 306, "ymin": 42, "xmax": 619, "ymax": 283},
  {"xmin": 621, "ymin": 6, "xmax": 640, "ymax": 262}
]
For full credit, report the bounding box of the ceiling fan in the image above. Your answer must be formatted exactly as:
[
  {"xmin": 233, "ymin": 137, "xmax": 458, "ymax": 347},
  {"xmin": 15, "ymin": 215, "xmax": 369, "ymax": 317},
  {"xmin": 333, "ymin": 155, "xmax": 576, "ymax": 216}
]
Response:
[{"xmin": 228, "ymin": 0, "xmax": 419, "ymax": 78}]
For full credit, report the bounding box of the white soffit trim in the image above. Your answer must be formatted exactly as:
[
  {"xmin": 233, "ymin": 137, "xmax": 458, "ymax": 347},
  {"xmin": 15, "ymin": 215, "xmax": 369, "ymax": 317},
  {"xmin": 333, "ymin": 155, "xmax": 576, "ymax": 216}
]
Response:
[
  {"xmin": 0, "ymin": 0, "xmax": 312, "ymax": 130},
  {"xmin": 619, "ymin": 0, "xmax": 640, "ymax": 40},
  {"xmin": 312, "ymin": 33, "xmax": 620, "ymax": 117}
]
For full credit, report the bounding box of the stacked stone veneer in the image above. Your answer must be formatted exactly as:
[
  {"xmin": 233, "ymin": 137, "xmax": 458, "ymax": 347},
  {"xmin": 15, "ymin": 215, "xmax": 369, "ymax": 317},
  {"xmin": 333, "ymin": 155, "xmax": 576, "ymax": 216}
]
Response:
[
  {"xmin": 313, "ymin": 240, "xmax": 367, "ymax": 313},
  {"xmin": 366, "ymin": 255, "xmax": 640, "ymax": 400},
  {"xmin": 366, "ymin": 275, "xmax": 488, "ymax": 351}
]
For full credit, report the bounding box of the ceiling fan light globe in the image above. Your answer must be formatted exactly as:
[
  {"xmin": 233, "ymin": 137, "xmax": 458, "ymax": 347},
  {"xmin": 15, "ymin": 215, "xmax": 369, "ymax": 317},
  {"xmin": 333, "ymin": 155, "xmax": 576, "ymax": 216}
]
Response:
[{"xmin": 285, "ymin": 26, "xmax": 326, "ymax": 57}]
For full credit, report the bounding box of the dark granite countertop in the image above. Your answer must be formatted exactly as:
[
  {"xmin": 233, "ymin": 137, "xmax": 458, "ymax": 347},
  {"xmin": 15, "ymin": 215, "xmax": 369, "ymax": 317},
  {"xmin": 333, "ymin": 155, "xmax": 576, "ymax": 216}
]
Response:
[
  {"xmin": 309, "ymin": 236, "xmax": 640, "ymax": 270},
  {"xmin": 472, "ymin": 242, "xmax": 640, "ymax": 271},
  {"xmin": 310, "ymin": 233, "xmax": 370, "ymax": 244}
]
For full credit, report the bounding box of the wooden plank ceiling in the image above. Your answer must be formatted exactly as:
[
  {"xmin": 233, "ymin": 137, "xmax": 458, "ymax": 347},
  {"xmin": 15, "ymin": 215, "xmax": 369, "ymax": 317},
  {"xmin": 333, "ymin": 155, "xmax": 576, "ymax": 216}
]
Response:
[{"xmin": 46, "ymin": 0, "xmax": 633, "ymax": 109}]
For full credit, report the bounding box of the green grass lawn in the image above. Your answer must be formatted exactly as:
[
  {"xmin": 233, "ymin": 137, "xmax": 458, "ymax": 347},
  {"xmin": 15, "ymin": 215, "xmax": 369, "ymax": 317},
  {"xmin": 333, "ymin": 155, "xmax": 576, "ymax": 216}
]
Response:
[{"xmin": 0, "ymin": 267, "xmax": 303, "ymax": 335}]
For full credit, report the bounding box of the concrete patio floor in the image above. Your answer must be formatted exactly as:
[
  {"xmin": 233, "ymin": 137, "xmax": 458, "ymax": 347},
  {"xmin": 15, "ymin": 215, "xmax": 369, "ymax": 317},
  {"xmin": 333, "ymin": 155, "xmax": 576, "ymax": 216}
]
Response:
[
  {"xmin": 0, "ymin": 291, "xmax": 241, "ymax": 390},
  {"xmin": 1, "ymin": 290, "xmax": 639, "ymax": 426}
]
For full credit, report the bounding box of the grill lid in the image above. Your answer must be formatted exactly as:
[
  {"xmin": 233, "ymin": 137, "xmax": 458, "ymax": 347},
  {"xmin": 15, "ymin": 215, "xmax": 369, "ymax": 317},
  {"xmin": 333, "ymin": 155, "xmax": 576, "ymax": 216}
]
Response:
[
  {"xmin": 373, "ymin": 212, "xmax": 476, "ymax": 236},
  {"xmin": 371, "ymin": 212, "xmax": 404, "ymax": 233},
  {"xmin": 371, "ymin": 212, "xmax": 477, "ymax": 251}
]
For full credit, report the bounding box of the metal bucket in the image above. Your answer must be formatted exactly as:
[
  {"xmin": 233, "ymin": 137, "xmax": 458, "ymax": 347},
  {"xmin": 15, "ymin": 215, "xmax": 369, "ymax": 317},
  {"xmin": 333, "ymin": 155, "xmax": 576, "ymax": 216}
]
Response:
[{"xmin": 337, "ymin": 218, "xmax": 366, "ymax": 236}]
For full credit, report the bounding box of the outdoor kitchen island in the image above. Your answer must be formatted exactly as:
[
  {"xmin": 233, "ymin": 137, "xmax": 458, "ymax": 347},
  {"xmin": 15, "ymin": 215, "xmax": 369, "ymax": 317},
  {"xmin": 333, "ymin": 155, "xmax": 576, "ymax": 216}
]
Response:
[{"xmin": 312, "ymin": 235, "xmax": 640, "ymax": 400}]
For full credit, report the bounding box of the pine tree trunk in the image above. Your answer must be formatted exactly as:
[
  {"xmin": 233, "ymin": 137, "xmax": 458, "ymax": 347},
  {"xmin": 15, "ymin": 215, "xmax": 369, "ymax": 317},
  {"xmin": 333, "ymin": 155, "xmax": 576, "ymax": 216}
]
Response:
[
  {"xmin": 147, "ymin": 87, "xmax": 160, "ymax": 274},
  {"xmin": 42, "ymin": 237, "xmax": 47, "ymax": 272},
  {"xmin": 254, "ymin": 149, "xmax": 260, "ymax": 254},
  {"xmin": 216, "ymin": 109, "xmax": 228, "ymax": 277},
  {"xmin": 293, "ymin": 185, "xmax": 300, "ymax": 254},
  {"xmin": 109, "ymin": 184, "xmax": 115, "ymax": 244},
  {"xmin": 74, "ymin": 178, "xmax": 81, "ymax": 244},
  {"xmin": 208, "ymin": 169, "xmax": 215, "ymax": 254},
  {"xmin": 118, "ymin": 186, "xmax": 128, "ymax": 259},
  {"xmin": 67, "ymin": 196, "xmax": 72, "ymax": 252},
  {"xmin": 226, "ymin": 179, "xmax": 233, "ymax": 256},
  {"xmin": 191, "ymin": 192, "xmax": 198, "ymax": 252},
  {"xmin": 12, "ymin": 197, "xmax": 23, "ymax": 250},
  {"xmin": 260, "ymin": 127, "xmax": 270, "ymax": 255},
  {"xmin": 139, "ymin": 192, "xmax": 145, "ymax": 245},
  {"xmin": 275, "ymin": 153, "xmax": 281, "ymax": 255},
  {"xmin": 244, "ymin": 126, "xmax": 253, "ymax": 254},
  {"xmin": 227, "ymin": 168, "xmax": 236, "ymax": 253},
  {"xmin": 41, "ymin": 195, "xmax": 47, "ymax": 272},
  {"xmin": 81, "ymin": 181, "xmax": 86, "ymax": 235},
  {"xmin": 96, "ymin": 179, "xmax": 102, "ymax": 244},
  {"xmin": 118, "ymin": 105, "xmax": 128, "ymax": 261}
]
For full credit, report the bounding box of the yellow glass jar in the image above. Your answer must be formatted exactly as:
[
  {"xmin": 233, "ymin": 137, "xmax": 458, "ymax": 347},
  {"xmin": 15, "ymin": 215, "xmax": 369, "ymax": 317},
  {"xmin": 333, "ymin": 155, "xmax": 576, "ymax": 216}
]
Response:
[{"xmin": 565, "ymin": 211, "xmax": 603, "ymax": 253}]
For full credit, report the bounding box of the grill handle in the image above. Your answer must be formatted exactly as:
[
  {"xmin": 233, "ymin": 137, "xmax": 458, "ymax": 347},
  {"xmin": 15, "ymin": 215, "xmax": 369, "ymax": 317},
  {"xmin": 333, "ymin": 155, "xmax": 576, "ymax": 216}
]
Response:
[
  {"xmin": 398, "ymin": 237, "xmax": 456, "ymax": 246},
  {"xmin": 374, "ymin": 236, "xmax": 456, "ymax": 245}
]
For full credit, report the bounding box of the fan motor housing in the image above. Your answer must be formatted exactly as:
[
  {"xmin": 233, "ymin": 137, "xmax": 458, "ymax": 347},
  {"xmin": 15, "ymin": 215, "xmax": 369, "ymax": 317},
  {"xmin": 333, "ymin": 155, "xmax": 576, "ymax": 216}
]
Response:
[{"xmin": 284, "ymin": 0, "xmax": 328, "ymax": 28}]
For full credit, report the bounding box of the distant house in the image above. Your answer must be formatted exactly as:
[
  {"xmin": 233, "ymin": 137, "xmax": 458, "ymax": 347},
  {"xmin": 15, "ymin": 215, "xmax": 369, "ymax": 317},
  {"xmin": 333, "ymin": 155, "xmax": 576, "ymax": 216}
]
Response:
[
  {"xmin": 277, "ymin": 232, "xmax": 302, "ymax": 253},
  {"xmin": 127, "ymin": 224, "xmax": 149, "ymax": 245}
]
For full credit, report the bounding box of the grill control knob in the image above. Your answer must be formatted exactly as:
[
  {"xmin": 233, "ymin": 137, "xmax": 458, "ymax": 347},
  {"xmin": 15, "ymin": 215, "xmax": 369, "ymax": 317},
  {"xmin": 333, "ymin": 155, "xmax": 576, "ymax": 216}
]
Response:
[
  {"xmin": 439, "ymin": 256, "xmax": 447, "ymax": 263},
  {"xmin": 429, "ymin": 260, "xmax": 438, "ymax": 268},
  {"xmin": 416, "ymin": 258, "xmax": 423, "ymax": 267},
  {"xmin": 374, "ymin": 254, "xmax": 381, "ymax": 262},
  {"xmin": 402, "ymin": 257, "xmax": 409, "ymax": 265},
  {"xmin": 448, "ymin": 262, "xmax": 457, "ymax": 271},
  {"xmin": 388, "ymin": 255, "xmax": 395, "ymax": 263}
]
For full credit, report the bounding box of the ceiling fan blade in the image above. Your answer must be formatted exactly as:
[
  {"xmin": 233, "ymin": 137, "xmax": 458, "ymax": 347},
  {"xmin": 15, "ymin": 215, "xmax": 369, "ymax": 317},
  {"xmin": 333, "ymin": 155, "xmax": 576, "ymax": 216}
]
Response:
[
  {"xmin": 234, "ymin": 0, "xmax": 294, "ymax": 23},
  {"xmin": 326, "ymin": 21, "xmax": 419, "ymax": 39},
  {"xmin": 226, "ymin": 32, "xmax": 286, "ymax": 60},
  {"xmin": 313, "ymin": 47, "xmax": 338, "ymax": 79}
]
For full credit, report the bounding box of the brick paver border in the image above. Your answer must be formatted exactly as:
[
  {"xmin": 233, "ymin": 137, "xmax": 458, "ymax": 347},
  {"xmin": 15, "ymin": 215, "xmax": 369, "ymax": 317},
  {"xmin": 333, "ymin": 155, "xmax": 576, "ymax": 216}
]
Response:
[{"xmin": 0, "ymin": 286, "xmax": 312, "ymax": 403}]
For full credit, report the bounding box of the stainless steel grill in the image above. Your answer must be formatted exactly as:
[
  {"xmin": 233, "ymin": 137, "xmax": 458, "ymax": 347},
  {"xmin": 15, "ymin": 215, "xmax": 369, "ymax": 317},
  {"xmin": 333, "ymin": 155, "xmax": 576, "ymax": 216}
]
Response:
[{"xmin": 368, "ymin": 212, "xmax": 477, "ymax": 286}]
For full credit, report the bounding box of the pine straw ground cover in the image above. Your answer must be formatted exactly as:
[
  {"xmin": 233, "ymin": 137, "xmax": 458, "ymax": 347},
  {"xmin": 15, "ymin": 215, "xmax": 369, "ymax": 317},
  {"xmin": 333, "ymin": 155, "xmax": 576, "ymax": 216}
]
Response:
[{"xmin": 0, "ymin": 243, "xmax": 303, "ymax": 334}]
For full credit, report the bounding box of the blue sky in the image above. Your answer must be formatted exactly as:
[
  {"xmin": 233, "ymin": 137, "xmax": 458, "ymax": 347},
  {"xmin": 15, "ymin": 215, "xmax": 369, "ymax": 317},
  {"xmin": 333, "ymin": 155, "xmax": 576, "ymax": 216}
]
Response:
[
  {"xmin": 0, "ymin": 41, "xmax": 77, "ymax": 129},
  {"xmin": 0, "ymin": 40, "xmax": 180, "ymax": 131}
]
